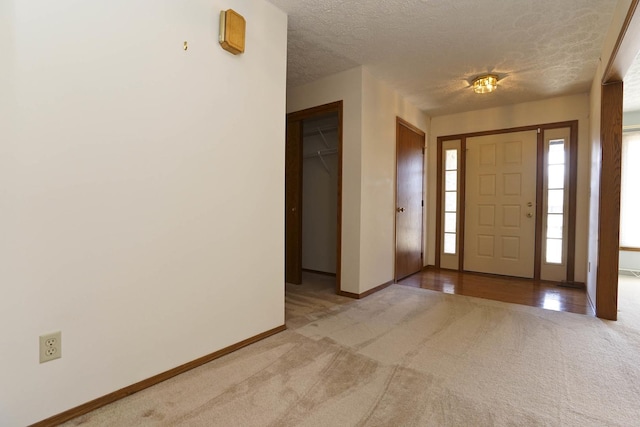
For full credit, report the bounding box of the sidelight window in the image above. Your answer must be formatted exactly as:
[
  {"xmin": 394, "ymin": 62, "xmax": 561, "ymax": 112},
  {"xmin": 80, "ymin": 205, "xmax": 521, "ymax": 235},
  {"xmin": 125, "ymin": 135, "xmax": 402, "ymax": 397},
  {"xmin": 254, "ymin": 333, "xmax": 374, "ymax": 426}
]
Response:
[
  {"xmin": 545, "ymin": 140, "xmax": 565, "ymax": 264},
  {"xmin": 444, "ymin": 149, "xmax": 458, "ymax": 254}
]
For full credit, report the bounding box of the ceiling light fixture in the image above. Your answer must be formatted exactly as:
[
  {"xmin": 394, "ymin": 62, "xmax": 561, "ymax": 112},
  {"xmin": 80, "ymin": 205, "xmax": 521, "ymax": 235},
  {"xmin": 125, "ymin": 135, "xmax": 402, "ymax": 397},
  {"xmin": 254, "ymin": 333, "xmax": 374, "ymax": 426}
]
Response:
[{"xmin": 472, "ymin": 74, "xmax": 498, "ymax": 94}]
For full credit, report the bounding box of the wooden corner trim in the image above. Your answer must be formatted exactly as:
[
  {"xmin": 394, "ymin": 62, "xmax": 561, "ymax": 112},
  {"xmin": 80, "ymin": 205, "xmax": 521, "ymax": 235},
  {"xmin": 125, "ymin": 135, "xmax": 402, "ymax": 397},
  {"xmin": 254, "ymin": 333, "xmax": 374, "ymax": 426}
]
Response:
[
  {"xmin": 586, "ymin": 288, "xmax": 596, "ymax": 314},
  {"xmin": 287, "ymin": 100, "xmax": 343, "ymax": 122},
  {"xmin": 337, "ymin": 290, "xmax": 360, "ymax": 299},
  {"xmin": 30, "ymin": 325, "xmax": 287, "ymax": 427},
  {"xmin": 358, "ymin": 280, "xmax": 393, "ymax": 298},
  {"xmin": 337, "ymin": 280, "xmax": 394, "ymax": 300},
  {"xmin": 396, "ymin": 116, "xmax": 426, "ymax": 137},
  {"xmin": 603, "ymin": 0, "xmax": 640, "ymax": 83},
  {"xmin": 302, "ymin": 268, "xmax": 337, "ymax": 277}
]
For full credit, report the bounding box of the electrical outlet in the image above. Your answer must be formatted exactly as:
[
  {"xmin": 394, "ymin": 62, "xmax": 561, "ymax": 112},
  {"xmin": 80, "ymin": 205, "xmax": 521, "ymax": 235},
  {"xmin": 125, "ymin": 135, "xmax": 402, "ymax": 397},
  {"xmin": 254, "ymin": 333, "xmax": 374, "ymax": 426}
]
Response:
[{"xmin": 39, "ymin": 331, "xmax": 61, "ymax": 363}]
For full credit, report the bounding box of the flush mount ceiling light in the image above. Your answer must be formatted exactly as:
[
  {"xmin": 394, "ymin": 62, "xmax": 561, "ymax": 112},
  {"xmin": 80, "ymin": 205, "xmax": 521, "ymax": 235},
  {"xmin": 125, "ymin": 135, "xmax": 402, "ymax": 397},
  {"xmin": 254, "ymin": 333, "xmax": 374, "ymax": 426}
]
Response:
[{"xmin": 472, "ymin": 74, "xmax": 499, "ymax": 94}]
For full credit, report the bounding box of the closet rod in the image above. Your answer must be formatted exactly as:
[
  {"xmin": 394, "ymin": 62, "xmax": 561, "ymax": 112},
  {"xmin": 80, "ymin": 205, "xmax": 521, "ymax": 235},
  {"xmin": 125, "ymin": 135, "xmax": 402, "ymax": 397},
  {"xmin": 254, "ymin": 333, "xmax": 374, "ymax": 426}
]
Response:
[
  {"xmin": 302, "ymin": 125, "xmax": 338, "ymax": 137},
  {"xmin": 303, "ymin": 148, "xmax": 338, "ymax": 159}
]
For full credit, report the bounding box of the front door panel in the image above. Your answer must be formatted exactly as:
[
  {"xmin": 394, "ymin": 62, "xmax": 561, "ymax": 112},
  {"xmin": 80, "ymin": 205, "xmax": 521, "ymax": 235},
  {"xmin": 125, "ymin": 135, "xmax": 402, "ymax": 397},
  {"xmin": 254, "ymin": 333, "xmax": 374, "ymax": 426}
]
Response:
[{"xmin": 464, "ymin": 131, "xmax": 537, "ymax": 278}]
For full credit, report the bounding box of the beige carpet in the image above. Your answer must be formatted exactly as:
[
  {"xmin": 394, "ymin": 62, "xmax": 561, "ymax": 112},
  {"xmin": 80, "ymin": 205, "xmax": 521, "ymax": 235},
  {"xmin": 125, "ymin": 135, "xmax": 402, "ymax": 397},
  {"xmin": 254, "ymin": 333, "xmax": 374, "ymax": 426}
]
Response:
[{"xmin": 62, "ymin": 275, "xmax": 640, "ymax": 426}]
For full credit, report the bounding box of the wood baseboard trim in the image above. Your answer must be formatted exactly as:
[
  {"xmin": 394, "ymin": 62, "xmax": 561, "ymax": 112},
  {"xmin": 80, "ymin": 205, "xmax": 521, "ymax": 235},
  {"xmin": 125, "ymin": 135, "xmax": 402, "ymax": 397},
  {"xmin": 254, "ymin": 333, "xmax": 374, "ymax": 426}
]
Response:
[
  {"xmin": 337, "ymin": 290, "xmax": 359, "ymax": 298},
  {"xmin": 359, "ymin": 280, "xmax": 393, "ymax": 298},
  {"xmin": 587, "ymin": 289, "xmax": 596, "ymax": 314},
  {"xmin": 302, "ymin": 268, "xmax": 337, "ymax": 277},
  {"xmin": 559, "ymin": 280, "xmax": 586, "ymax": 289},
  {"xmin": 337, "ymin": 280, "xmax": 393, "ymax": 299},
  {"xmin": 30, "ymin": 325, "xmax": 287, "ymax": 427}
]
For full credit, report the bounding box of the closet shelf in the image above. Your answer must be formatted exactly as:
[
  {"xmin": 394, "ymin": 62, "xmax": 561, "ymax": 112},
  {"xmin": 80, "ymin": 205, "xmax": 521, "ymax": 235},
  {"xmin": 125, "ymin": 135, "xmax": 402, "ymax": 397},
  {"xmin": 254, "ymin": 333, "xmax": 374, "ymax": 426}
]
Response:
[{"xmin": 304, "ymin": 148, "xmax": 337, "ymax": 174}]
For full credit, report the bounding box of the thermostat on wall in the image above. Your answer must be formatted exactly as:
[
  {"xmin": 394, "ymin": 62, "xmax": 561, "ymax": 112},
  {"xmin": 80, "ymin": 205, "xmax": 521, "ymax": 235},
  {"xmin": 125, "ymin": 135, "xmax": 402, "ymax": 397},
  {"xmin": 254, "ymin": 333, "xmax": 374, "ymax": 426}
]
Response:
[{"xmin": 219, "ymin": 9, "xmax": 246, "ymax": 55}]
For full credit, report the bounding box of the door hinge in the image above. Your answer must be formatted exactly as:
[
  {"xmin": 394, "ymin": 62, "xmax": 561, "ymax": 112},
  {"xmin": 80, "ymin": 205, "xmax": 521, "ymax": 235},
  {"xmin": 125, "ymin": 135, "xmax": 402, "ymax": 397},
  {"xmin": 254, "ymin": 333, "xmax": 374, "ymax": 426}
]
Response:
[
  {"xmin": 422, "ymin": 200, "xmax": 424, "ymax": 207},
  {"xmin": 537, "ymin": 128, "xmax": 541, "ymax": 134}
]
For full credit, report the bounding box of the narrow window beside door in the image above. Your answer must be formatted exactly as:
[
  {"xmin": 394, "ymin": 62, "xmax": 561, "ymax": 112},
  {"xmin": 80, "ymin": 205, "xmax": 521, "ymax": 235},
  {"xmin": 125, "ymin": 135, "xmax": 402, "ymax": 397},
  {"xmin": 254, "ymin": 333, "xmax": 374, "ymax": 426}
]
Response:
[
  {"xmin": 444, "ymin": 149, "xmax": 458, "ymax": 254},
  {"xmin": 545, "ymin": 139, "xmax": 565, "ymax": 264}
]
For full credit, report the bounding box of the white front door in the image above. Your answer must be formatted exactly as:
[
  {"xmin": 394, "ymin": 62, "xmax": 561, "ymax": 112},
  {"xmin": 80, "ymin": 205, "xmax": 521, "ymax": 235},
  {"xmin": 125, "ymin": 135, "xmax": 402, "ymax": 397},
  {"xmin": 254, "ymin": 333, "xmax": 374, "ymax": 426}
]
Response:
[{"xmin": 464, "ymin": 131, "xmax": 537, "ymax": 278}]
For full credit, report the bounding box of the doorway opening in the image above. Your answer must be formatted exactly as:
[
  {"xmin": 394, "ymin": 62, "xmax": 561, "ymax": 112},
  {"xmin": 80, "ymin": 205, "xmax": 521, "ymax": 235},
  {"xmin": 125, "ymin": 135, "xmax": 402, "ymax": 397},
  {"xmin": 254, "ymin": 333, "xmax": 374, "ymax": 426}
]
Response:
[
  {"xmin": 285, "ymin": 101, "xmax": 343, "ymax": 294},
  {"xmin": 436, "ymin": 122, "xmax": 578, "ymax": 283},
  {"xmin": 618, "ymin": 49, "xmax": 640, "ymax": 321},
  {"xmin": 302, "ymin": 113, "xmax": 339, "ymax": 276}
]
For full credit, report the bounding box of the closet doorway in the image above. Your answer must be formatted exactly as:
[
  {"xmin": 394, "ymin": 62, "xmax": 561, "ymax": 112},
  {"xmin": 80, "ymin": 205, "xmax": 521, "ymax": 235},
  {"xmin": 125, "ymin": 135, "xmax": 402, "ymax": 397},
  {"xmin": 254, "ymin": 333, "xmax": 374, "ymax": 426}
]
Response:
[{"xmin": 285, "ymin": 101, "xmax": 342, "ymax": 292}]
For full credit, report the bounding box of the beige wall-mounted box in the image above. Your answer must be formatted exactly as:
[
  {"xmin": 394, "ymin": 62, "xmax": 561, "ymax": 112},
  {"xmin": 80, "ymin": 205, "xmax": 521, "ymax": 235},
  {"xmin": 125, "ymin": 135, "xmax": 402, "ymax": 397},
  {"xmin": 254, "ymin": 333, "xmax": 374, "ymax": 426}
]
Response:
[{"xmin": 219, "ymin": 9, "xmax": 245, "ymax": 55}]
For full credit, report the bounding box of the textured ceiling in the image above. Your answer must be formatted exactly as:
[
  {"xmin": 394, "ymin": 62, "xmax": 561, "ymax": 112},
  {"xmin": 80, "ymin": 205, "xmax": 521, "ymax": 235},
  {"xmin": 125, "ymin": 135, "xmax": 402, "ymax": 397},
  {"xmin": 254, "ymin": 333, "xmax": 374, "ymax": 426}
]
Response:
[
  {"xmin": 266, "ymin": 0, "xmax": 618, "ymax": 116},
  {"xmin": 624, "ymin": 52, "xmax": 640, "ymax": 113}
]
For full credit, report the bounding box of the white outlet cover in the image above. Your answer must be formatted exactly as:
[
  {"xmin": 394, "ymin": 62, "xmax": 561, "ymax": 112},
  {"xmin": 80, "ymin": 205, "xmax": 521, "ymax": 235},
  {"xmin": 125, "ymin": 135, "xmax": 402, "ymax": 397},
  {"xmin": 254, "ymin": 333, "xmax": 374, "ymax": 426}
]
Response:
[{"xmin": 39, "ymin": 331, "xmax": 61, "ymax": 363}]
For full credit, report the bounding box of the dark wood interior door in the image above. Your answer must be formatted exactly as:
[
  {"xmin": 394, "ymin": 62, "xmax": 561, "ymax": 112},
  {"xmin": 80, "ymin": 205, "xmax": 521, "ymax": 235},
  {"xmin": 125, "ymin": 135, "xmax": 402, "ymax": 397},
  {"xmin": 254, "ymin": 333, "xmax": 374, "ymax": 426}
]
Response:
[
  {"xmin": 395, "ymin": 119, "xmax": 425, "ymax": 281},
  {"xmin": 285, "ymin": 119, "xmax": 302, "ymax": 284}
]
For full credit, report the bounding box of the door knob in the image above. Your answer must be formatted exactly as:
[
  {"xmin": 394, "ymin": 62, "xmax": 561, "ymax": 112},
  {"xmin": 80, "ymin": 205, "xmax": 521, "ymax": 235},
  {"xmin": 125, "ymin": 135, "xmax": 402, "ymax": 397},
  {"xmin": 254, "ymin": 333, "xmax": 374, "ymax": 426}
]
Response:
[
  {"xmin": 396, "ymin": 207, "xmax": 405, "ymax": 212},
  {"xmin": 526, "ymin": 212, "xmax": 533, "ymax": 218}
]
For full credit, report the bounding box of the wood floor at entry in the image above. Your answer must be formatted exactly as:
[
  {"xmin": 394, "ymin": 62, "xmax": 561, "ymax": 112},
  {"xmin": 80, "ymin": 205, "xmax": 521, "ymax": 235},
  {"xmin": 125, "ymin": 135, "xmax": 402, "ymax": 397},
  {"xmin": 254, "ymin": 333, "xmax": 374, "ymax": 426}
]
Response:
[
  {"xmin": 399, "ymin": 269, "xmax": 593, "ymax": 315},
  {"xmin": 299, "ymin": 270, "xmax": 593, "ymax": 315}
]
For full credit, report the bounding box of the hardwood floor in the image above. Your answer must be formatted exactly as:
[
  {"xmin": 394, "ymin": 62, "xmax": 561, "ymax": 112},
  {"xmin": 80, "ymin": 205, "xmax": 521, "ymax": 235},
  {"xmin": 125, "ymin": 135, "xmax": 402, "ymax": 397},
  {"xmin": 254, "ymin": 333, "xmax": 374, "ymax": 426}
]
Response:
[{"xmin": 398, "ymin": 268, "xmax": 594, "ymax": 316}]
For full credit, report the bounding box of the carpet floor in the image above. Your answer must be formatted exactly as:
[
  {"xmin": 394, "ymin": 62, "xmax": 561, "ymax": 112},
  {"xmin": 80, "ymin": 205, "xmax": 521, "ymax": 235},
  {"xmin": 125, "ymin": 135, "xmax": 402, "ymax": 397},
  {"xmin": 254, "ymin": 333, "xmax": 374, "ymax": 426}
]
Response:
[{"xmin": 62, "ymin": 276, "xmax": 640, "ymax": 426}]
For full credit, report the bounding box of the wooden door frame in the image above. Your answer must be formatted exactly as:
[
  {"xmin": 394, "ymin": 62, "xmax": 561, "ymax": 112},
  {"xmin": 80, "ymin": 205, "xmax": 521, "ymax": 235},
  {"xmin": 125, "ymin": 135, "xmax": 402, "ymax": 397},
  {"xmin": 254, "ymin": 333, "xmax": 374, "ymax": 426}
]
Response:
[
  {"xmin": 286, "ymin": 101, "xmax": 343, "ymax": 294},
  {"xmin": 435, "ymin": 121, "xmax": 579, "ymax": 282},
  {"xmin": 394, "ymin": 117, "xmax": 426, "ymax": 282},
  {"xmin": 596, "ymin": 82, "xmax": 622, "ymax": 320},
  {"xmin": 594, "ymin": 0, "xmax": 640, "ymax": 320},
  {"xmin": 285, "ymin": 120, "xmax": 303, "ymax": 284}
]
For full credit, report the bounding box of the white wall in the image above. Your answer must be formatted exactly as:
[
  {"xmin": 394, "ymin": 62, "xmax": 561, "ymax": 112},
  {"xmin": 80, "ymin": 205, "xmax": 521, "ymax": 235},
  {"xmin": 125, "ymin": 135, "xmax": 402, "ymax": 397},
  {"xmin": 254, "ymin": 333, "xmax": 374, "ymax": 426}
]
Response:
[
  {"xmin": 619, "ymin": 251, "xmax": 640, "ymax": 272},
  {"xmin": 287, "ymin": 67, "xmax": 428, "ymax": 294},
  {"xmin": 429, "ymin": 94, "xmax": 591, "ymax": 282},
  {"xmin": 588, "ymin": 63, "xmax": 604, "ymax": 304},
  {"xmin": 588, "ymin": 0, "xmax": 633, "ymax": 303},
  {"xmin": 0, "ymin": 1, "xmax": 287, "ymax": 425},
  {"xmin": 360, "ymin": 69, "xmax": 428, "ymax": 291}
]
